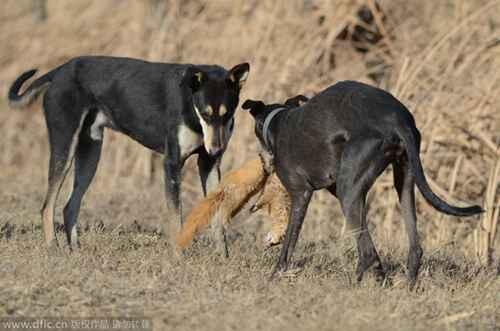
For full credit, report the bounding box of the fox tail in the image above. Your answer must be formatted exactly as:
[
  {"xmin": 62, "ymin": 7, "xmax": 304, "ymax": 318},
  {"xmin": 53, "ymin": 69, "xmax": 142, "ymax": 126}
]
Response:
[{"xmin": 175, "ymin": 191, "xmax": 225, "ymax": 250}]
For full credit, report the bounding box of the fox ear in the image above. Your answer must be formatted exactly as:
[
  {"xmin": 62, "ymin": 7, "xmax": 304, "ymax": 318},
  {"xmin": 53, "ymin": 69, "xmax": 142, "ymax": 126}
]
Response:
[
  {"xmin": 228, "ymin": 62, "xmax": 250, "ymax": 88},
  {"xmin": 285, "ymin": 94, "xmax": 309, "ymax": 107},
  {"xmin": 181, "ymin": 66, "xmax": 205, "ymax": 91}
]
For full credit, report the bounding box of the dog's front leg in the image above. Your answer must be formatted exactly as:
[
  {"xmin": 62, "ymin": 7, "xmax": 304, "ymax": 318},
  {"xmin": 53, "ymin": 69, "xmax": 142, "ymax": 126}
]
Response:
[
  {"xmin": 197, "ymin": 149, "xmax": 221, "ymax": 196},
  {"xmin": 272, "ymin": 189, "xmax": 312, "ymax": 278},
  {"xmin": 198, "ymin": 149, "xmax": 230, "ymax": 257},
  {"xmin": 213, "ymin": 212, "xmax": 229, "ymax": 258},
  {"xmin": 164, "ymin": 139, "xmax": 183, "ymax": 244}
]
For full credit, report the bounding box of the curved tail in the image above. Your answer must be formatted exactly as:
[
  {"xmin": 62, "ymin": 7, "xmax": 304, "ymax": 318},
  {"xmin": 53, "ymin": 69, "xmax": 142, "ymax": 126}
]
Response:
[
  {"xmin": 175, "ymin": 191, "xmax": 225, "ymax": 250},
  {"xmin": 395, "ymin": 126, "xmax": 483, "ymax": 217},
  {"xmin": 8, "ymin": 68, "xmax": 58, "ymax": 109}
]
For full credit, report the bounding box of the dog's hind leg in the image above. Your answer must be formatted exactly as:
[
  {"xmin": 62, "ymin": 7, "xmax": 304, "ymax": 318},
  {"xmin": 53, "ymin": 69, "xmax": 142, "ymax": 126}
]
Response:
[
  {"xmin": 336, "ymin": 138, "xmax": 390, "ymax": 283},
  {"xmin": 63, "ymin": 113, "xmax": 103, "ymax": 249},
  {"xmin": 41, "ymin": 96, "xmax": 89, "ymax": 247},
  {"xmin": 393, "ymin": 156, "xmax": 422, "ymax": 289},
  {"xmin": 198, "ymin": 149, "xmax": 226, "ymax": 253}
]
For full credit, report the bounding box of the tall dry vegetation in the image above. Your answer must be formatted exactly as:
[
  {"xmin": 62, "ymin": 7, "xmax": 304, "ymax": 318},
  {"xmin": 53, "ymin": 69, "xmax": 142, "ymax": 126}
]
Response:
[{"xmin": 0, "ymin": 0, "xmax": 498, "ymax": 263}]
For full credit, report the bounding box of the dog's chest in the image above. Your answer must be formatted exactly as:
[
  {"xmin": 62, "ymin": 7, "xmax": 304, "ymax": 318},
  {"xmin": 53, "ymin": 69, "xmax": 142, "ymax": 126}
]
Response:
[{"xmin": 178, "ymin": 124, "xmax": 203, "ymax": 158}]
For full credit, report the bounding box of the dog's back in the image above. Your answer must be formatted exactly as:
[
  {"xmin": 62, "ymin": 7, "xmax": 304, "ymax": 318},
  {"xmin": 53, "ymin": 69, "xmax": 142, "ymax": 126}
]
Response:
[
  {"xmin": 295, "ymin": 81, "xmax": 414, "ymax": 136},
  {"xmin": 271, "ymin": 81, "xmax": 417, "ymax": 189},
  {"xmin": 65, "ymin": 56, "xmax": 226, "ymax": 92}
]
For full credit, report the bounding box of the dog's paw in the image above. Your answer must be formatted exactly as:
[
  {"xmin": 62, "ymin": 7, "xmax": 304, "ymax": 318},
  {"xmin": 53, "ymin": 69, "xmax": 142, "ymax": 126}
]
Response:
[{"xmin": 269, "ymin": 267, "xmax": 303, "ymax": 281}]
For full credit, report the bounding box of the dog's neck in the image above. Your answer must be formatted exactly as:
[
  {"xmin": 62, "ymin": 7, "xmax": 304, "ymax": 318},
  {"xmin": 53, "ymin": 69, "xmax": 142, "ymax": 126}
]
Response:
[{"xmin": 262, "ymin": 107, "xmax": 286, "ymax": 153}]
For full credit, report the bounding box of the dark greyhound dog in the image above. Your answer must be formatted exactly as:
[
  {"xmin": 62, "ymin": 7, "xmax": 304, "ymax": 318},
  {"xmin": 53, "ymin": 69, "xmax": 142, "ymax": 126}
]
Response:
[
  {"xmin": 242, "ymin": 80, "xmax": 482, "ymax": 287},
  {"xmin": 8, "ymin": 56, "xmax": 249, "ymax": 249}
]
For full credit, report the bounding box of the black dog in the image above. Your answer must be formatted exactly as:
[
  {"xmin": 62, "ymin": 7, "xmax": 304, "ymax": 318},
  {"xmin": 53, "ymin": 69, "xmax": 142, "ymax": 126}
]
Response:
[
  {"xmin": 8, "ymin": 56, "xmax": 249, "ymax": 249},
  {"xmin": 243, "ymin": 81, "xmax": 482, "ymax": 287}
]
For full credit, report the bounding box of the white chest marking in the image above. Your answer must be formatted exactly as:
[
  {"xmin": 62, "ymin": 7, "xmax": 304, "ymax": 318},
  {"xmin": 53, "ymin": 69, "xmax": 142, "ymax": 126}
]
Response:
[
  {"xmin": 90, "ymin": 111, "xmax": 109, "ymax": 141},
  {"xmin": 193, "ymin": 105, "xmax": 215, "ymax": 152},
  {"xmin": 178, "ymin": 124, "xmax": 203, "ymax": 159}
]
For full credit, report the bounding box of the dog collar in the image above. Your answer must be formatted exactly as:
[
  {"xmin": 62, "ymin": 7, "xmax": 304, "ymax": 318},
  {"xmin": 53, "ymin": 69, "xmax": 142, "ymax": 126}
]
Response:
[{"xmin": 262, "ymin": 107, "xmax": 287, "ymax": 151}]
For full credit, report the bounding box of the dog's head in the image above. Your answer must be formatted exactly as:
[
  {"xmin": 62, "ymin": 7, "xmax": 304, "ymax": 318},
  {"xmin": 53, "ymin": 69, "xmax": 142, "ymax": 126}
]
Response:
[
  {"xmin": 242, "ymin": 95, "xmax": 308, "ymax": 152},
  {"xmin": 181, "ymin": 63, "xmax": 250, "ymax": 156}
]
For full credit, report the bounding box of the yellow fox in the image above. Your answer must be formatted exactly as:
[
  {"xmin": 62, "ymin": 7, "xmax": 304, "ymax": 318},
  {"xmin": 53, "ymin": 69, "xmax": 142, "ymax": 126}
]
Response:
[{"xmin": 175, "ymin": 157, "xmax": 291, "ymax": 252}]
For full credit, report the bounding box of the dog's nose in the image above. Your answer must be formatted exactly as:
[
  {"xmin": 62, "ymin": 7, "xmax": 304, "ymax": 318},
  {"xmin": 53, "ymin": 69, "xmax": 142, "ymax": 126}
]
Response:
[{"xmin": 209, "ymin": 147, "xmax": 223, "ymax": 157}]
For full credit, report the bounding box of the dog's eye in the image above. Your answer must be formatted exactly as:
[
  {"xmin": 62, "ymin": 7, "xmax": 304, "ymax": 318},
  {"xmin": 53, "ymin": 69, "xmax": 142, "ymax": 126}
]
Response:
[
  {"xmin": 205, "ymin": 105, "xmax": 214, "ymax": 116},
  {"xmin": 201, "ymin": 112, "xmax": 213, "ymax": 122},
  {"xmin": 220, "ymin": 104, "xmax": 228, "ymax": 116}
]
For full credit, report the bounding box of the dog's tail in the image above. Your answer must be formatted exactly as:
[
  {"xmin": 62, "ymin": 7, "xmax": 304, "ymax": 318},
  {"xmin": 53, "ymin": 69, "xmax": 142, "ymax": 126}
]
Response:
[
  {"xmin": 8, "ymin": 68, "xmax": 58, "ymax": 109},
  {"xmin": 395, "ymin": 126, "xmax": 483, "ymax": 217},
  {"xmin": 175, "ymin": 190, "xmax": 225, "ymax": 250}
]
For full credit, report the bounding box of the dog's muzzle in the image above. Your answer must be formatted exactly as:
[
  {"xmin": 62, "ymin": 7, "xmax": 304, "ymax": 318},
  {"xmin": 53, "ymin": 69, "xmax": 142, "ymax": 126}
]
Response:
[{"xmin": 205, "ymin": 124, "xmax": 229, "ymax": 157}]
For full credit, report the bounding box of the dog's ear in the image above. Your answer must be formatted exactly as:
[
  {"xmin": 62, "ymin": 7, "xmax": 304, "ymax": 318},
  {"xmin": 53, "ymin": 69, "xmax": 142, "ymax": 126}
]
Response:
[
  {"xmin": 242, "ymin": 99, "xmax": 266, "ymax": 116},
  {"xmin": 228, "ymin": 62, "xmax": 250, "ymax": 88},
  {"xmin": 242, "ymin": 99, "xmax": 264, "ymax": 112},
  {"xmin": 181, "ymin": 66, "xmax": 206, "ymax": 91},
  {"xmin": 285, "ymin": 95, "xmax": 309, "ymax": 107}
]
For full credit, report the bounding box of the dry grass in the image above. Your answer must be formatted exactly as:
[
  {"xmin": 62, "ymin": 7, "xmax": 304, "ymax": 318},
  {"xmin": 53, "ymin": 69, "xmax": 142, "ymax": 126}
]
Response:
[
  {"xmin": 0, "ymin": 193, "xmax": 499, "ymax": 330},
  {"xmin": 0, "ymin": 0, "xmax": 499, "ymax": 330}
]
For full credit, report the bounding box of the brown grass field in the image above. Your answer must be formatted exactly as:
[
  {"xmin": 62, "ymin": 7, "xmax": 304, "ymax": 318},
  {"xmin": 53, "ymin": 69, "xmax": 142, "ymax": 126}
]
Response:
[{"xmin": 0, "ymin": 1, "xmax": 499, "ymax": 330}]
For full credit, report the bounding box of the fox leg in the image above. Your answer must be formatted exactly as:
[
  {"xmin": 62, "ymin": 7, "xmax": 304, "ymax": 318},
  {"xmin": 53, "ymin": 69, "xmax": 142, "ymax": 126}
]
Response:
[
  {"xmin": 250, "ymin": 176, "xmax": 273, "ymax": 212},
  {"xmin": 264, "ymin": 206, "xmax": 289, "ymax": 248}
]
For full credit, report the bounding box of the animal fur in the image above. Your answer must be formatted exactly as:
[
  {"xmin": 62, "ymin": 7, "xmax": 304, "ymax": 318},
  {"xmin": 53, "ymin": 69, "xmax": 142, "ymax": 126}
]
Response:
[
  {"xmin": 176, "ymin": 158, "xmax": 266, "ymax": 249},
  {"xmin": 175, "ymin": 158, "xmax": 292, "ymax": 250},
  {"xmin": 250, "ymin": 173, "xmax": 291, "ymax": 247},
  {"xmin": 176, "ymin": 94, "xmax": 309, "ymax": 251}
]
